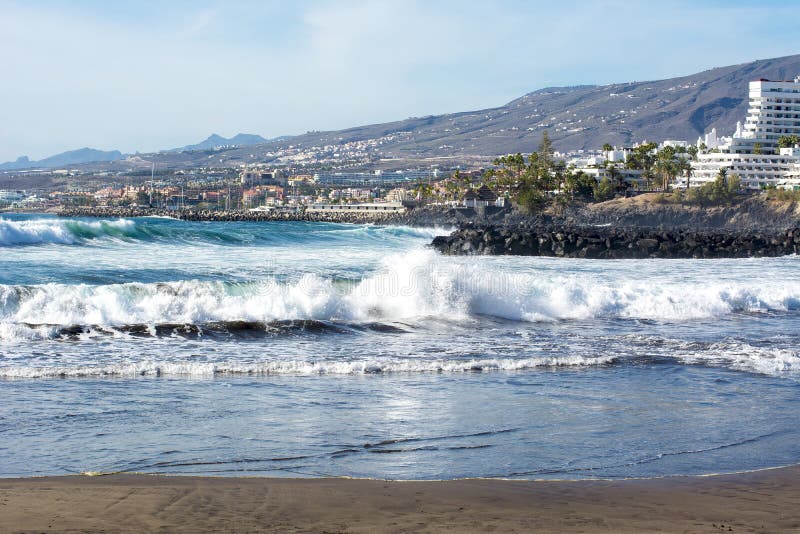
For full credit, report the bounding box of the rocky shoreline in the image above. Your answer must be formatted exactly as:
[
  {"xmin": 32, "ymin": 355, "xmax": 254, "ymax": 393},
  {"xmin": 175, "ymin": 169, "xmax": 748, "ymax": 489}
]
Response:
[{"xmin": 431, "ymin": 224, "xmax": 800, "ymax": 259}]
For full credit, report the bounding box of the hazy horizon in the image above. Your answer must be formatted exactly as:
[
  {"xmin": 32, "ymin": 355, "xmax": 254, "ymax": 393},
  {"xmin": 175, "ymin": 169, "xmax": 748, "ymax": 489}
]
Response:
[{"xmin": 2, "ymin": 0, "xmax": 800, "ymax": 161}]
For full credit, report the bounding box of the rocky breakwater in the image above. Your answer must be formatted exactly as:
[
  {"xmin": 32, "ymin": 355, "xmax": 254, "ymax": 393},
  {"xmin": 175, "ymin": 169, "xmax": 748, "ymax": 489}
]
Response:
[
  {"xmin": 58, "ymin": 207, "xmax": 403, "ymax": 224},
  {"xmin": 431, "ymin": 225, "xmax": 800, "ymax": 259}
]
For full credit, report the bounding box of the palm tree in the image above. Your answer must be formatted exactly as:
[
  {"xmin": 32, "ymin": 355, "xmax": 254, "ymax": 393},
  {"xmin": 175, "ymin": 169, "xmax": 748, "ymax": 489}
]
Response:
[
  {"xmin": 653, "ymin": 158, "xmax": 674, "ymax": 191},
  {"xmin": 778, "ymin": 135, "xmax": 800, "ymax": 149},
  {"xmin": 604, "ymin": 162, "xmax": 626, "ymax": 193},
  {"xmin": 676, "ymin": 157, "xmax": 692, "ymax": 189},
  {"xmin": 444, "ymin": 180, "xmax": 460, "ymax": 202},
  {"xmin": 717, "ymin": 167, "xmax": 728, "ymax": 187},
  {"xmin": 412, "ymin": 182, "xmax": 433, "ymax": 204}
]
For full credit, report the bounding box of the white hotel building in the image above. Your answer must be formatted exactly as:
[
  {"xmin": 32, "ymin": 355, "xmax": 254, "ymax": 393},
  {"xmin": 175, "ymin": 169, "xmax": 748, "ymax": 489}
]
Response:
[{"xmin": 692, "ymin": 76, "xmax": 800, "ymax": 189}]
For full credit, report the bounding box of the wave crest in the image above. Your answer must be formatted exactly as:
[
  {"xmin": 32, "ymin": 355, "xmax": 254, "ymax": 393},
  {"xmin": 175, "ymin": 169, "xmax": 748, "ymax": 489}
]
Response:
[
  {"xmin": 0, "ymin": 217, "xmax": 446, "ymax": 247},
  {"xmin": 2, "ymin": 250, "xmax": 800, "ymax": 339},
  {"xmin": 0, "ymin": 218, "xmax": 136, "ymax": 246}
]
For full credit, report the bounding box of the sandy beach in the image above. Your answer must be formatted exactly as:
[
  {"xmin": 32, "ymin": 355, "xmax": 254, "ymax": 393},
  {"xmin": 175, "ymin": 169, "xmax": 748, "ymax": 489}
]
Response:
[{"xmin": 1, "ymin": 466, "xmax": 798, "ymax": 533}]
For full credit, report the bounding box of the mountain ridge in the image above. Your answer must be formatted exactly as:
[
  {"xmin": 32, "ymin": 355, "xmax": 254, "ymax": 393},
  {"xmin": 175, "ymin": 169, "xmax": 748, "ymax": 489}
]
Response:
[
  {"xmin": 267, "ymin": 53, "xmax": 800, "ymax": 156},
  {"xmin": 0, "ymin": 133, "xmax": 276, "ymax": 170},
  {"xmin": 4, "ymin": 54, "xmax": 800, "ymax": 172},
  {"xmin": 166, "ymin": 133, "xmax": 270, "ymax": 153},
  {"xmin": 0, "ymin": 148, "xmax": 124, "ymax": 171}
]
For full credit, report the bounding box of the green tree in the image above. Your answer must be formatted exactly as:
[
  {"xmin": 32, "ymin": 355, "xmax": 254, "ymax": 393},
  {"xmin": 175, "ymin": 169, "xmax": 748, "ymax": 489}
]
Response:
[
  {"xmin": 459, "ymin": 171, "xmax": 473, "ymax": 189},
  {"xmin": 676, "ymin": 157, "xmax": 692, "ymax": 189},
  {"xmin": 516, "ymin": 187, "xmax": 545, "ymax": 212},
  {"xmin": 563, "ymin": 169, "xmax": 595, "ymax": 200},
  {"xmin": 718, "ymin": 166, "xmax": 728, "ymax": 187},
  {"xmin": 538, "ymin": 131, "xmax": 554, "ymax": 166},
  {"xmin": 490, "ymin": 153, "xmax": 527, "ymax": 189},
  {"xmin": 444, "ymin": 180, "xmax": 460, "ymax": 201},
  {"xmin": 602, "ymin": 143, "xmax": 613, "ymax": 152},
  {"xmin": 726, "ymin": 173, "xmax": 741, "ymax": 194},
  {"xmin": 412, "ymin": 182, "xmax": 433, "ymax": 204},
  {"xmin": 625, "ymin": 142, "xmax": 658, "ymax": 189},
  {"xmin": 684, "ymin": 168, "xmax": 739, "ymax": 205},
  {"xmin": 778, "ymin": 135, "xmax": 800, "ymax": 149},
  {"xmin": 753, "ymin": 142, "xmax": 763, "ymax": 155},
  {"xmin": 654, "ymin": 156, "xmax": 676, "ymax": 191},
  {"xmin": 485, "ymin": 131, "xmax": 595, "ymax": 211},
  {"xmin": 604, "ymin": 162, "xmax": 627, "ymax": 193},
  {"xmin": 593, "ymin": 177, "xmax": 615, "ymax": 201}
]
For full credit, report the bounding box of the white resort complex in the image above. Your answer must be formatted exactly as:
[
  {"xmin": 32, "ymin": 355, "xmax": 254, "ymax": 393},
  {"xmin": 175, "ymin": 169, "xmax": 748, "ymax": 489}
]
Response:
[{"xmin": 692, "ymin": 75, "xmax": 800, "ymax": 189}]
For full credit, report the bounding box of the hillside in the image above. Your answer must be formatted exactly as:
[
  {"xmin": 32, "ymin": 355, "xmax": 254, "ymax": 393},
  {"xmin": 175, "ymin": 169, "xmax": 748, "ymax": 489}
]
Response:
[
  {"xmin": 276, "ymin": 53, "xmax": 800, "ymax": 156},
  {"xmin": 167, "ymin": 133, "xmax": 269, "ymax": 152},
  {"xmin": 155, "ymin": 53, "xmax": 800, "ymax": 168},
  {"xmin": 4, "ymin": 53, "xmax": 800, "ymax": 175}
]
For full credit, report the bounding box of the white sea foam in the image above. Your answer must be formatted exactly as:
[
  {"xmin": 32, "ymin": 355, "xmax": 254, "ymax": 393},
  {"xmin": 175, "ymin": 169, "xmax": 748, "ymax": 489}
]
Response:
[
  {"xmin": 1, "ymin": 249, "xmax": 800, "ymax": 340},
  {"xmin": 0, "ymin": 218, "xmax": 135, "ymax": 246},
  {"xmin": 679, "ymin": 341, "xmax": 800, "ymax": 375},
  {"xmin": 329, "ymin": 224, "xmax": 451, "ymax": 240},
  {"xmin": 610, "ymin": 334, "xmax": 800, "ymax": 377},
  {"xmin": 0, "ymin": 354, "xmax": 617, "ymax": 379}
]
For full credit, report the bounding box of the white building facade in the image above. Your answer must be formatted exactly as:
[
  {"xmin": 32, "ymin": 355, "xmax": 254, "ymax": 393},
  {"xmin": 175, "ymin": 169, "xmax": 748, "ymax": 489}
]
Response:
[
  {"xmin": 692, "ymin": 151, "xmax": 800, "ymax": 189},
  {"xmin": 692, "ymin": 75, "xmax": 800, "ymax": 189},
  {"xmin": 730, "ymin": 77, "xmax": 800, "ymax": 154}
]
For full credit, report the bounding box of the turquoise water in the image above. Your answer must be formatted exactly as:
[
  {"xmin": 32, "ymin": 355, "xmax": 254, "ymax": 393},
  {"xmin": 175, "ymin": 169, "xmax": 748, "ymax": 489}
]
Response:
[{"xmin": 1, "ymin": 214, "xmax": 800, "ymax": 479}]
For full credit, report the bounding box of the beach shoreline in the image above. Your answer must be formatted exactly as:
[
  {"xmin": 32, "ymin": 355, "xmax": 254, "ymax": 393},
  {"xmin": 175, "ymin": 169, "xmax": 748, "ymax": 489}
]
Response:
[{"xmin": 2, "ymin": 465, "xmax": 799, "ymax": 532}]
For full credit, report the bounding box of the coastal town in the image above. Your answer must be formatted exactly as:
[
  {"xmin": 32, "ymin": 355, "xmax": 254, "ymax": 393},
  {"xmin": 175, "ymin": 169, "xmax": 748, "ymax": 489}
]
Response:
[{"xmin": 2, "ymin": 75, "xmax": 800, "ymax": 218}]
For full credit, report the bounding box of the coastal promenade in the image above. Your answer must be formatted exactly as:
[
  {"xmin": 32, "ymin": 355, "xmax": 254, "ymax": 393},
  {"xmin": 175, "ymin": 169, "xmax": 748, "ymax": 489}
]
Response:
[{"xmin": 1, "ymin": 467, "xmax": 798, "ymax": 532}]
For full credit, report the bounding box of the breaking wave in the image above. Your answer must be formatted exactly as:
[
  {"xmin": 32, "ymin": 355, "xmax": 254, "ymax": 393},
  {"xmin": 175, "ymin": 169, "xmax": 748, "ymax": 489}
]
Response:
[
  {"xmin": 0, "ymin": 218, "xmax": 137, "ymax": 246},
  {"xmin": 2, "ymin": 250, "xmax": 800, "ymax": 340}
]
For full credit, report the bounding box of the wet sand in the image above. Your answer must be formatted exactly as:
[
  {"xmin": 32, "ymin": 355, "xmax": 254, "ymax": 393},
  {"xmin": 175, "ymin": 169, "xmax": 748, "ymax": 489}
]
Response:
[{"xmin": 1, "ymin": 467, "xmax": 799, "ymax": 533}]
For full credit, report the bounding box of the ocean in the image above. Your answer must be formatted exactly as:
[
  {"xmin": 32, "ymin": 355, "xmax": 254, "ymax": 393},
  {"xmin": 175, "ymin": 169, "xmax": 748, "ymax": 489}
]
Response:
[{"xmin": 1, "ymin": 213, "xmax": 799, "ymax": 480}]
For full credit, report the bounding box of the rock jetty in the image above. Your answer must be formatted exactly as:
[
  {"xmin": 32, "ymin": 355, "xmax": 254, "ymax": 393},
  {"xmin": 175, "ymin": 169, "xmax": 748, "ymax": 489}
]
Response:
[
  {"xmin": 58, "ymin": 207, "xmax": 402, "ymax": 224},
  {"xmin": 431, "ymin": 225, "xmax": 800, "ymax": 259}
]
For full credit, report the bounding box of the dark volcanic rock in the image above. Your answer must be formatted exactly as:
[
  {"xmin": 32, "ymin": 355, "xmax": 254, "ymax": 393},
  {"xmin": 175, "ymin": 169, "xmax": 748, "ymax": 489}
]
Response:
[
  {"xmin": 431, "ymin": 225, "xmax": 799, "ymax": 259},
  {"xmin": 58, "ymin": 207, "xmax": 403, "ymax": 224}
]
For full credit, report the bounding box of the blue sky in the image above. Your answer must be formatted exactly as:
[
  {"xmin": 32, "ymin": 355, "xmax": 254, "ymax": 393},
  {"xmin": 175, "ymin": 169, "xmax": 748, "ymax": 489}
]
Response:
[{"xmin": 1, "ymin": 0, "xmax": 800, "ymax": 161}]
